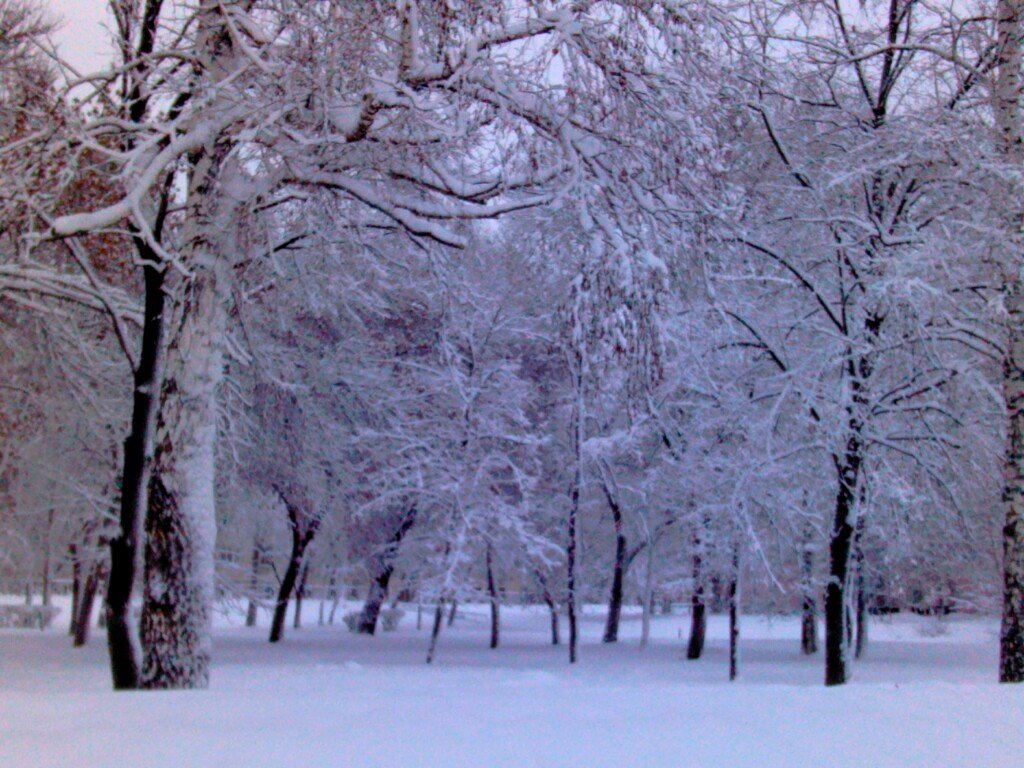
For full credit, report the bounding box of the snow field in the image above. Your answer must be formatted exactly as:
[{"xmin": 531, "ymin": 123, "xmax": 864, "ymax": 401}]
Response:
[{"xmin": 1, "ymin": 600, "xmax": 1021, "ymax": 767}]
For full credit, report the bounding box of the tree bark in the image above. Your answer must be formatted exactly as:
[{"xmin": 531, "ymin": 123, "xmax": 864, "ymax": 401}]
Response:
[
  {"xmin": 41, "ymin": 509, "xmax": 54, "ymax": 608},
  {"xmin": 729, "ymin": 541, "xmax": 741, "ymax": 682},
  {"xmin": 486, "ymin": 544, "xmax": 500, "ymax": 649},
  {"xmin": 686, "ymin": 524, "xmax": 706, "ymax": 660},
  {"xmin": 358, "ymin": 507, "xmax": 416, "ymax": 634},
  {"xmin": 245, "ymin": 538, "xmax": 261, "ymax": 628},
  {"xmin": 853, "ymin": 516, "xmax": 868, "ymax": 659},
  {"xmin": 140, "ymin": 267, "xmax": 225, "ymax": 689},
  {"xmin": 74, "ymin": 561, "xmax": 106, "ymax": 648},
  {"xmin": 995, "ymin": 0, "xmax": 1024, "ymax": 685},
  {"xmin": 566, "ymin": 358, "xmax": 585, "ymax": 664},
  {"xmin": 69, "ymin": 543, "xmax": 81, "ymax": 638},
  {"xmin": 825, "ymin": 451, "xmax": 861, "ymax": 686},
  {"xmin": 107, "ymin": 257, "xmax": 166, "ymax": 690},
  {"xmin": 270, "ymin": 518, "xmax": 314, "ymax": 643},
  {"xmin": 800, "ymin": 524, "xmax": 818, "ymax": 655},
  {"xmin": 293, "ymin": 559, "xmax": 310, "ymax": 630},
  {"xmin": 426, "ymin": 600, "xmax": 446, "ymax": 664},
  {"xmin": 601, "ymin": 479, "xmax": 626, "ymax": 644}
]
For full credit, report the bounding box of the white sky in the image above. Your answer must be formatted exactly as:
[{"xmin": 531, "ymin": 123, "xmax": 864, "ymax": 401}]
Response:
[{"xmin": 44, "ymin": 0, "xmax": 115, "ymax": 74}]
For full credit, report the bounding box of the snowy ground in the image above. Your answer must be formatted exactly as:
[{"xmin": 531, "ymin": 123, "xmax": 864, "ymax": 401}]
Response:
[{"xmin": 2, "ymin": 598, "xmax": 1022, "ymax": 767}]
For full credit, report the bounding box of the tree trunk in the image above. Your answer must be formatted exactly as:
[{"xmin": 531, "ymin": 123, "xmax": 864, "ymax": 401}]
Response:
[
  {"xmin": 825, "ymin": 451, "xmax": 861, "ymax": 686},
  {"xmin": 327, "ymin": 570, "xmax": 340, "ymax": 626},
  {"xmin": 486, "ymin": 544, "xmax": 500, "ymax": 649},
  {"xmin": 42, "ymin": 509, "xmax": 54, "ymax": 608},
  {"xmin": 686, "ymin": 524, "xmax": 706, "ymax": 660},
  {"xmin": 602, "ymin": 481, "xmax": 626, "ymax": 644},
  {"xmin": 293, "ymin": 559, "xmax": 310, "ymax": 630},
  {"xmin": 854, "ymin": 516, "xmax": 868, "ymax": 659},
  {"xmin": 108, "ymin": 258, "xmax": 166, "ymax": 690},
  {"xmin": 270, "ymin": 538, "xmax": 307, "ymax": 643},
  {"xmin": 447, "ymin": 599, "xmax": 458, "ymax": 627},
  {"xmin": 358, "ymin": 507, "xmax": 416, "ymax": 634},
  {"xmin": 995, "ymin": 0, "xmax": 1024, "ymax": 685},
  {"xmin": 544, "ymin": 595, "xmax": 560, "ymax": 646},
  {"xmin": 426, "ymin": 601, "xmax": 446, "ymax": 664},
  {"xmin": 800, "ymin": 524, "xmax": 818, "ymax": 655},
  {"xmin": 74, "ymin": 561, "xmax": 105, "ymax": 648},
  {"xmin": 245, "ymin": 538, "xmax": 261, "ymax": 628},
  {"xmin": 566, "ymin": 361, "xmax": 585, "ymax": 665},
  {"xmin": 69, "ymin": 543, "xmax": 81, "ymax": 638},
  {"xmin": 640, "ymin": 541, "xmax": 657, "ymax": 651},
  {"xmin": 729, "ymin": 541, "xmax": 740, "ymax": 682},
  {"xmin": 140, "ymin": 267, "xmax": 226, "ymax": 689}
]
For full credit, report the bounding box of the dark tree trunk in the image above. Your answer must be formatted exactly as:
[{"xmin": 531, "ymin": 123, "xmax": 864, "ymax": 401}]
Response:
[
  {"xmin": 825, "ymin": 451, "xmax": 861, "ymax": 686},
  {"xmin": 69, "ymin": 544, "xmax": 82, "ymax": 638},
  {"xmin": 543, "ymin": 592, "xmax": 560, "ymax": 646},
  {"xmin": 245, "ymin": 538, "xmax": 261, "ymax": 628},
  {"xmin": 358, "ymin": 507, "xmax": 416, "ymax": 634},
  {"xmin": 800, "ymin": 525, "xmax": 818, "ymax": 655},
  {"xmin": 601, "ymin": 480, "xmax": 626, "ymax": 644},
  {"xmin": 269, "ymin": 544, "xmax": 305, "ymax": 643},
  {"xmin": 328, "ymin": 571, "xmax": 340, "ymax": 626},
  {"xmin": 728, "ymin": 541, "xmax": 740, "ymax": 682},
  {"xmin": 447, "ymin": 599, "xmax": 458, "ymax": 627},
  {"xmin": 426, "ymin": 601, "xmax": 445, "ymax": 664},
  {"xmin": 486, "ymin": 544, "xmax": 500, "ymax": 649},
  {"xmin": 825, "ymin": 333, "xmax": 875, "ymax": 687},
  {"xmin": 566, "ymin": 369, "xmax": 584, "ymax": 665},
  {"xmin": 108, "ymin": 259, "xmax": 166, "ymax": 690},
  {"xmin": 293, "ymin": 559, "xmax": 310, "ymax": 630},
  {"xmin": 686, "ymin": 524, "xmax": 706, "ymax": 660},
  {"xmin": 567, "ymin": 478, "xmax": 580, "ymax": 663},
  {"xmin": 853, "ymin": 514, "xmax": 868, "ymax": 659},
  {"xmin": 42, "ymin": 509, "xmax": 54, "ymax": 608},
  {"xmin": 268, "ymin": 495, "xmax": 320, "ymax": 643},
  {"xmin": 74, "ymin": 561, "xmax": 105, "ymax": 647}
]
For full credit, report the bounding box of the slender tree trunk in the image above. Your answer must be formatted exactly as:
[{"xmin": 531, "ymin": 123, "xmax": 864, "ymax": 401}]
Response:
[
  {"xmin": 358, "ymin": 508, "xmax": 416, "ymax": 634},
  {"xmin": 486, "ymin": 544, "xmax": 500, "ymax": 649},
  {"xmin": 855, "ymin": 572, "xmax": 868, "ymax": 659},
  {"xmin": 74, "ymin": 561, "xmax": 106, "ymax": 648},
  {"xmin": 293, "ymin": 559, "xmax": 310, "ymax": 630},
  {"xmin": 687, "ymin": 524, "xmax": 706, "ymax": 660},
  {"xmin": 69, "ymin": 543, "xmax": 81, "ymax": 638},
  {"xmin": 108, "ymin": 259, "xmax": 166, "ymax": 690},
  {"xmin": 41, "ymin": 509, "xmax": 54, "ymax": 608},
  {"xmin": 140, "ymin": 266, "xmax": 226, "ymax": 690},
  {"xmin": 245, "ymin": 538, "xmax": 261, "ymax": 628},
  {"xmin": 825, "ymin": 452, "xmax": 861, "ymax": 686},
  {"xmin": 602, "ymin": 483, "xmax": 626, "ymax": 644},
  {"xmin": 327, "ymin": 570, "xmax": 339, "ymax": 626},
  {"xmin": 853, "ymin": 516, "xmax": 868, "ymax": 659},
  {"xmin": 566, "ymin": 359, "xmax": 585, "ymax": 665},
  {"xmin": 426, "ymin": 600, "xmax": 446, "ymax": 664},
  {"xmin": 729, "ymin": 541, "xmax": 741, "ymax": 682},
  {"xmin": 270, "ymin": 538, "xmax": 307, "ymax": 643},
  {"xmin": 640, "ymin": 541, "xmax": 657, "ymax": 651},
  {"xmin": 825, "ymin": 337, "xmax": 874, "ymax": 687},
  {"xmin": 545, "ymin": 595, "xmax": 560, "ymax": 646},
  {"xmin": 995, "ymin": 0, "xmax": 1024, "ymax": 684},
  {"xmin": 800, "ymin": 525, "xmax": 818, "ymax": 655}
]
